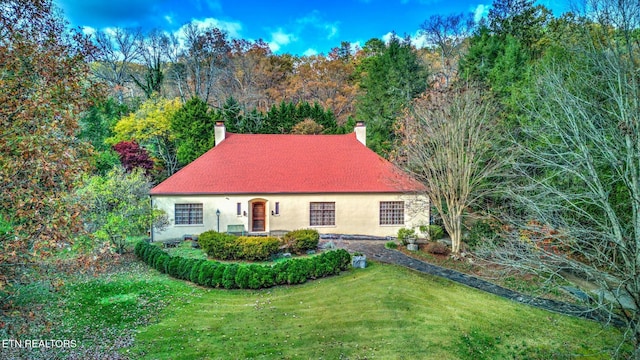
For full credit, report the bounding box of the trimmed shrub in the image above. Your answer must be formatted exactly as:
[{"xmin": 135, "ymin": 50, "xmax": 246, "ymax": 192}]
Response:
[
  {"xmin": 167, "ymin": 257, "xmax": 182, "ymax": 277},
  {"xmin": 154, "ymin": 253, "xmax": 170, "ymax": 272},
  {"xmin": 222, "ymin": 264, "xmax": 239, "ymax": 289},
  {"xmin": 198, "ymin": 231, "xmax": 241, "ymax": 260},
  {"xmin": 235, "ymin": 265, "xmax": 252, "ymax": 289},
  {"xmin": 385, "ymin": 241, "xmax": 398, "ymax": 249},
  {"xmin": 134, "ymin": 241, "xmax": 351, "ymax": 291},
  {"xmin": 273, "ymin": 261, "xmax": 290, "ymax": 285},
  {"xmin": 212, "ymin": 263, "xmax": 226, "ymax": 288},
  {"xmin": 197, "ymin": 261, "xmax": 218, "ymax": 286},
  {"xmin": 283, "ymin": 229, "xmax": 319, "ymax": 254},
  {"xmin": 190, "ymin": 260, "xmax": 207, "ymax": 283},
  {"xmin": 134, "ymin": 241, "xmax": 145, "ymax": 257},
  {"xmin": 425, "ymin": 242, "xmax": 450, "ymax": 256},
  {"xmin": 237, "ymin": 236, "xmax": 281, "ymax": 261}
]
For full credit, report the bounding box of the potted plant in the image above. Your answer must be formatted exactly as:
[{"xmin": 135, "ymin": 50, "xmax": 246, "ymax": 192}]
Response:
[{"xmin": 352, "ymin": 251, "xmax": 367, "ymax": 268}]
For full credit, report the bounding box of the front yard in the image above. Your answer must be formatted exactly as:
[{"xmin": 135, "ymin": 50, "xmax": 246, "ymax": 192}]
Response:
[{"xmin": 3, "ymin": 250, "xmax": 626, "ymax": 359}]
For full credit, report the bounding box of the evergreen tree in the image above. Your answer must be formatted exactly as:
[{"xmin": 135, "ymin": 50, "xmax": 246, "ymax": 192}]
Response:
[
  {"xmin": 355, "ymin": 35, "xmax": 428, "ymax": 156},
  {"xmin": 171, "ymin": 97, "xmax": 217, "ymax": 165}
]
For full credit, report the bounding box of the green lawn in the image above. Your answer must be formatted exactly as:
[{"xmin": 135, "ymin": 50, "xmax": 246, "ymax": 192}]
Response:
[{"xmin": 130, "ymin": 261, "xmax": 623, "ymax": 359}]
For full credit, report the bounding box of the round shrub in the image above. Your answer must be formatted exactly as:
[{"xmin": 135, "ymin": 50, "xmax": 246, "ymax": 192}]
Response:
[
  {"xmin": 134, "ymin": 241, "xmax": 145, "ymax": 257},
  {"xmin": 190, "ymin": 260, "xmax": 207, "ymax": 283},
  {"xmin": 167, "ymin": 257, "xmax": 182, "ymax": 277},
  {"xmin": 198, "ymin": 231, "xmax": 241, "ymax": 260},
  {"xmin": 425, "ymin": 242, "xmax": 450, "ymax": 256},
  {"xmin": 222, "ymin": 263, "xmax": 239, "ymax": 289},
  {"xmin": 212, "ymin": 263, "xmax": 226, "ymax": 288},
  {"xmin": 197, "ymin": 262, "xmax": 218, "ymax": 286},
  {"xmin": 283, "ymin": 229, "xmax": 319, "ymax": 254},
  {"xmin": 234, "ymin": 265, "xmax": 252, "ymax": 289}
]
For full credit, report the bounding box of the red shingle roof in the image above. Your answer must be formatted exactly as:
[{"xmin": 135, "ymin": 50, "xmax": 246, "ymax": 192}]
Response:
[{"xmin": 150, "ymin": 133, "xmax": 424, "ymax": 195}]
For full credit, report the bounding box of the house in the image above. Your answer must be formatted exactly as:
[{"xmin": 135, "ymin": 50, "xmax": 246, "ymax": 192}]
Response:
[{"xmin": 149, "ymin": 121, "xmax": 429, "ymax": 241}]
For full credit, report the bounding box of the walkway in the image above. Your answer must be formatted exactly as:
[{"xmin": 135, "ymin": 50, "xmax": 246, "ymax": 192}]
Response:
[{"xmin": 325, "ymin": 238, "xmax": 624, "ymax": 327}]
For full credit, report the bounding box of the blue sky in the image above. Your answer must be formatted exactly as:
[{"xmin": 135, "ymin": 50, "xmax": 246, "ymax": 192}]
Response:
[{"xmin": 54, "ymin": 0, "xmax": 571, "ymax": 56}]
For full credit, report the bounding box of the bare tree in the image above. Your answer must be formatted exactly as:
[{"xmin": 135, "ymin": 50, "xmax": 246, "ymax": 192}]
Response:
[
  {"xmin": 398, "ymin": 86, "xmax": 503, "ymax": 255},
  {"xmin": 419, "ymin": 13, "xmax": 475, "ymax": 86},
  {"xmin": 483, "ymin": 1, "xmax": 640, "ymax": 355},
  {"xmin": 91, "ymin": 27, "xmax": 142, "ymax": 103},
  {"xmin": 130, "ymin": 29, "xmax": 168, "ymax": 98}
]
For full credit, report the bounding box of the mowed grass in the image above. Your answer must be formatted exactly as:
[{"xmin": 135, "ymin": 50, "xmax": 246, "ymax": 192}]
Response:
[{"xmin": 131, "ymin": 262, "xmax": 624, "ymax": 359}]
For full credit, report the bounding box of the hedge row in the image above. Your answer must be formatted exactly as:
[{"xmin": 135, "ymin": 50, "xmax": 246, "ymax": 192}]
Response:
[
  {"xmin": 134, "ymin": 241, "xmax": 352, "ymax": 289},
  {"xmin": 197, "ymin": 231, "xmax": 281, "ymax": 261}
]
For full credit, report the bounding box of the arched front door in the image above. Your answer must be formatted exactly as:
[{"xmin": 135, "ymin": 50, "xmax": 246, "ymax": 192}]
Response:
[{"xmin": 251, "ymin": 201, "xmax": 266, "ymax": 232}]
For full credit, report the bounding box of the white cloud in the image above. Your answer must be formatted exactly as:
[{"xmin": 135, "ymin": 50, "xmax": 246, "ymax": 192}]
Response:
[
  {"xmin": 268, "ymin": 29, "xmax": 296, "ymax": 52},
  {"xmin": 411, "ymin": 32, "xmax": 429, "ymax": 49},
  {"xmin": 382, "ymin": 31, "xmax": 395, "ymax": 43},
  {"xmin": 164, "ymin": 15, "xmax": 173, "ymax": 25},
  {"xmin": 81, "ymin": 26, "xmax": 96, "ymax": 36},
  {"xmin": 186, "ymin": 17, "xmax": 243, "ymax": 39},
  {"xmin": 296, "ymin": 11, "xmax": 340, "ymax": 40},
  {"xmin": 303, "ymin": 48, "xmax": 318, "ymax": 56},
  {"xmin": 473, "ymin": 4, "xmax": 489, "ymax": 23}
]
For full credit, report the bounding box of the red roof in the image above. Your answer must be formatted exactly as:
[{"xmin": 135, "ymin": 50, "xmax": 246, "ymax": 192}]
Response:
[{"xmin": 150, "ymin": 133, "xmax": 424, "ymax": 195}]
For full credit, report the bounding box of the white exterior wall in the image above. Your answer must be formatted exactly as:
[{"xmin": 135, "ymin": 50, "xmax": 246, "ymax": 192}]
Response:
[{"xmin": 151, "ymin": 193, "xmax": 429, "ymax": 241}]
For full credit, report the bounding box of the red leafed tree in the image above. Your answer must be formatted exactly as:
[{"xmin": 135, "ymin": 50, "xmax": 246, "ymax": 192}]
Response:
[
  {"xmin": 0, "ymin": 0, "xmax": 98, "ymax": 285},
  {"xmin": 112, "ymin": 141, "xmax": 154, "ymax": 175}
]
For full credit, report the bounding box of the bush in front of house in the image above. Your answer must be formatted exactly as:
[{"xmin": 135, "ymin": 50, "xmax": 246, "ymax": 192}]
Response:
[
  {"xmin": 135, "ymin": 240, "xmax": 351, "ymax": 290},
  {"xmin": 198, "ymin": 231, "xmax": 281, "ymax": 261},
  {"xmin": 282, "ymin": 229, "xmax": 319, "ymax": 254},
  {"xmin": 236, "ymin": 236, "xmax": 281, "ymax": 261},
  {"xmin": 425, "ymin": 242, "xmax": 450, "ymax": 256},
  {"xmin": 420, "ymin": 224, "xmax": 444, "ymax": 241},
  {"xmin": 198, "ymin": 230, "xmax": 241, "ymax": 260}
]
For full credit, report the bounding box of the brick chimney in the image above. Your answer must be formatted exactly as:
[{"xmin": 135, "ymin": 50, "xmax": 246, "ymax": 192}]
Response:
[
  {"xmin": 355, "ymin": 121, "xmax": 366, "ymax": 146},
  {"xmin": 214, "ymin": 120, "xmax": 226, "ymax": 146}
]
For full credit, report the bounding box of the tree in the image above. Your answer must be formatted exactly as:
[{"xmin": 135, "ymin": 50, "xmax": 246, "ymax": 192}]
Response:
[
  {"xmin": 399, "ymin": 86, "xmax": 503, "ymax": 255},
  {"xmin": 108, "ymin": 96, "xmax": 182, "ymax": 178},
  {"xmin": 112, "ymin": 140, "xmax": 154, "ymax": 175},
  {"xmin": 130, "ymin": 29, "xmax": 167, "ymax": 98},
  {"xmin": 291, "ymin": 118, "xmax": 324, "ymax": 134},
  {"xmin": 171, "ymin": 96, "xmax": 217, "ymax": 165},
  {"xmin": 419, "ymin": 12, "xmax": 475, "ymax": 86},
  {"xmin": 91, "ymin": 27, "xmax": 142, "ymax": 103},
  {"xmin": 0, "ymin": 0, "xmax": 97, "ymax": 285},
  {"xmin": 485, "ymin": 1, "xmax": 640, "ymax": 355},
  {"xmin": 78, "ymin": 97, "xmax": 129, "ymax": 175},
  {"xmin": 76, "ymin": 167, "xmax": 168, "ymax": 254},
  {"xmin": 487, "ymin": 0, "xmax": 551, "ymax": 54},
  {"xmin": 356, "ymin": 35, "xmax": 428, "ymax": 156}
]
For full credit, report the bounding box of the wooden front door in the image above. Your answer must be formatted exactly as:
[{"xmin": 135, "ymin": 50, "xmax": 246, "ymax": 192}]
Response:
[{"xmin": 252, "ymin": 202, "xmax": 265, "ymax": 232}]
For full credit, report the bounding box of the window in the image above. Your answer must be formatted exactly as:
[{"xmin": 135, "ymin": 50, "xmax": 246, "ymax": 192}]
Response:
[
  {"xmin": 380, "ymin": 201, "xmax": 404, "ymax": 225},
  {"xmin": 274, "ymin": 202, "xmax": 280, "ymax": 215},
  {"xmin": 310, "ymin": 202, "xmax": 335, "ymax": 226},
  {"xmin": 175, "ymin": 203, "xmax": 203, "ymax": 225},
  {"xmin": 237, "ymin": 202, "xmax": 242, "ymax": 216}
]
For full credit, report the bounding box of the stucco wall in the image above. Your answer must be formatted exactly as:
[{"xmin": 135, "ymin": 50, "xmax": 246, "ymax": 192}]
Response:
[{"xmin": 151, "ymin": 193, "xmax": 429, "ymax": 241}]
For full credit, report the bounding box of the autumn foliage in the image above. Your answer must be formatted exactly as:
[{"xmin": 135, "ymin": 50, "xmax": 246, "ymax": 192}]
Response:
[
  {"xmin": 112, "ymin": 141, "xmax": 154, "ymax": 174},
  {"xmin": 0, "ymin": 0, "xmax": 98, "ymax": 285}
]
